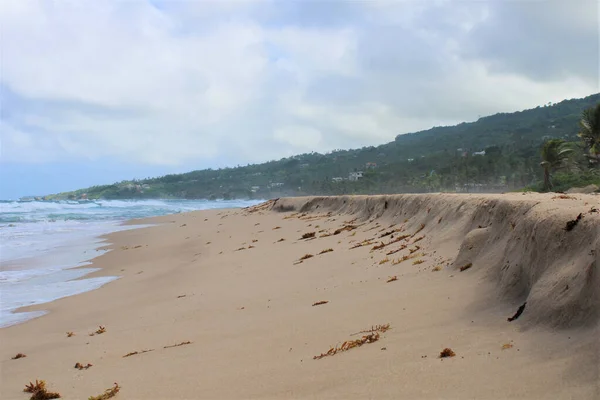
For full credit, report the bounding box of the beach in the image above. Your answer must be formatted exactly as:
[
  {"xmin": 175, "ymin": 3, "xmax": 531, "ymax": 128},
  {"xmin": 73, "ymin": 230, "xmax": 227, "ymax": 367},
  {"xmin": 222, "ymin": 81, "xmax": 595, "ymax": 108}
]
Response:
[{"xmin": 1, "ymin": 193, "xmax": 598, "ymax": 399}]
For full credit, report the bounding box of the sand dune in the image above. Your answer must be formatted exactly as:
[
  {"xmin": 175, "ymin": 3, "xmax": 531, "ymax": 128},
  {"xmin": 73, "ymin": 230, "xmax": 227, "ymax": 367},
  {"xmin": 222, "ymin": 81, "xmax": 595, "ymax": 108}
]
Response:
[{"xmin": 1, "ymin": 193, "xmax": 598, "ymax": 399}]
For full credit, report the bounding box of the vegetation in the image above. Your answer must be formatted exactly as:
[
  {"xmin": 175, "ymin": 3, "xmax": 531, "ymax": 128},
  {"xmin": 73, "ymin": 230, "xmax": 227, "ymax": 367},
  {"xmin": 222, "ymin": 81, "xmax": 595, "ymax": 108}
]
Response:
[{"xmin": 43, "ymin": 94, "xmax": 600, "ymax": 200}]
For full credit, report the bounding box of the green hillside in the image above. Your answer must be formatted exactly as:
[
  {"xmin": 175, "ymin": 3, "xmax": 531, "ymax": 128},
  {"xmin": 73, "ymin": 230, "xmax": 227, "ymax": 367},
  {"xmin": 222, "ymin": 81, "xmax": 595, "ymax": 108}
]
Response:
[{"xmin": 45, "ymin": 93, "xmax": 600, "ymax": 200}]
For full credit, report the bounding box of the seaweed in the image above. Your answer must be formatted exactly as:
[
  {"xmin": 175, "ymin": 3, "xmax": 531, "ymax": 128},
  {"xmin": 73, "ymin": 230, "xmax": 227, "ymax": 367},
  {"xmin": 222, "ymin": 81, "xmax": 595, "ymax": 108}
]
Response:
[
  {"xmin": 301, "ymin": 232, "xmax": 316, "ymax": 239},
  {"xmin": 411, "ymin": 224, "xmax": 425, "ymax": 237},
  {"xmin": 350, "ymin": 324, "xmax": 391, "ymax": 336},
  {"xmin": 318, "ymin": 248, "xmax": 334, "ymax": 255},
  {"xmin": 507, "ymin": 302, "xmax": 527, "ymax": 322},
  {"xmin": 379, "ymin": 257, "xmax": 390, "ymax": 265},
  {"xmin": 123, "ymin": 349, "xmax": 154, "ymax": 358},
  {"xmin": 89, "ymin": 326, "xmax": 106, "ymax": 336},
  {"xmin": 23, "ymin": 380, "xmax": 61, "ymax": 400},
  {"xmin": 565, "ymin": 213, "xmax": 583, "ymax": 231},
  {"xmin": 313, "ymin": 332, "xmax": 380, "ymax": 360},
  {"xmin": 74, "ymin": 362, "xmax": 93, "ymax": 370},
  {"xmin": 12, "ymin": 353, "xmax": 27, "ymax": 359},
  {"xmin": 299, "ymin": 254, "xmax": 314, "ymax": 261},
  {"xmin": 87, "ymin": 383, "xmax": 120, "ymax": 400},
  {"xmin": 386, "ymin": 276, "xmax": 398, "ymax": 283},
  {"xmin": 412, "ymin": 259, "xmax": 424, "ymax": 265},
  {"xmin": 439, "ymin": 348, "xmax": 456, "ymax": 358},
  {"xmin": 333, "ymin": 225, "xmax": 356, "ymax": 235},
  {"xmin": 164, "ymin": 341, "xmax": 192, "ymax": 349},
  {"xmin": 312, "ymin": 301, "xmax": 329, "ymax": 306},
  {"xmin": 66, "ymin": 332, "xmax": 75, "ymax": 337},
  {"xmin": 459, "ymin": 263, "xmax": 472, "ymax": 272}
]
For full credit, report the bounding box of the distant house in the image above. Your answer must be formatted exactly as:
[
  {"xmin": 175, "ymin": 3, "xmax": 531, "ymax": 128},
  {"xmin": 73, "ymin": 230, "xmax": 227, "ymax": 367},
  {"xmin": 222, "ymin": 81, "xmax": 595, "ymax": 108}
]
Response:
[
  {"xmin": 299, "ymin": 163, "xmax": 310, "ymax": 168},
  {"xmin": 349, "ymin": 171, "xmax": 364, "ymax": 181},
  {"xmin": 472, "ymin": 150, "xmax": 486, "ymax": 156},
  {"xmin": 269, "ymin": 182, "xmax": 284, "ymax": 188},
  {"xmin": 365, "ymin": 162, "xmax": 377, "ymax": 169},
  {"xmin": 407, "ymin": 158, "xmax": 414, "ymax": 162},
  {"xmin": 332, "ymin": 177, "xmax": 344, "ymax": 183},
  {"xmin": 251, "ymin": 186, "xmax": 260, "ymax": 192}
]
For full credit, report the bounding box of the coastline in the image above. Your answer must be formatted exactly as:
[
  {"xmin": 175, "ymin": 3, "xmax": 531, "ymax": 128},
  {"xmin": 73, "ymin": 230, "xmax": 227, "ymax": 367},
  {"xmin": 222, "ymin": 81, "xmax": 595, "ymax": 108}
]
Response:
[{"xmin": 1, "ymin": 194, "xmax": 598, "ymax": 399}]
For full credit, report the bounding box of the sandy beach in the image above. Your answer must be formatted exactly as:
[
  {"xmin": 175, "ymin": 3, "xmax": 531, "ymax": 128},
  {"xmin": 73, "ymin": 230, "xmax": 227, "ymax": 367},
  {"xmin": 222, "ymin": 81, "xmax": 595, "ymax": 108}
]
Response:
[{"xmin": 1, "ymin": 193, "xmax": 599, "ymax": 399}]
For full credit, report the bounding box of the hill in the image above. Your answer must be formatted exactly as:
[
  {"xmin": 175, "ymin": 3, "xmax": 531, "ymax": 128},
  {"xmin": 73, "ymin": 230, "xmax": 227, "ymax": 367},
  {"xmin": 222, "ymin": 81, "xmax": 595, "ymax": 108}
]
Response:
[{"xmin": 45, "ymin": 93, "xmax": 600, "ymax": 200}]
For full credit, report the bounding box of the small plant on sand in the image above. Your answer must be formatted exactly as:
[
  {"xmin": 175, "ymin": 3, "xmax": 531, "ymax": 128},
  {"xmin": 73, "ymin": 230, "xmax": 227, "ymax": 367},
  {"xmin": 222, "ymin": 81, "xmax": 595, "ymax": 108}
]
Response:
[
  {"xmin": 312, "ymin": 300, "xmax": 329, "ymax": 306},
  {"xmin": 439, "ymin": 348, "xmax": 456, "ymax": 358},
  {"xmin": 432, "ymin": 265, "xmax": 442, "ymax": 272},
  {"xmin": 88, "ymin": 383, "xmax": 120, "ymax": 400},
  {"xmin": 501, "ymin": 343, "xmax": 514, "ymax": 350},
  {"xmin": 74, "ymin": 362, "xmax": 93, "ymax": 370},
  {"xmin": 299, "ymin": 254, "xmax": 313, "ymax": 261},
  {"xmin": 66, "ymin": 332, "xmax": 75, "ymax": 337},
  {"xmin": 12, "ymin": 353, "xmax": 26, "ymax": 359},
  {"xmin": 318, "ymin": 248, "xmax": 333, "ymax": 255},
  {"xmin": 459, "ymin": 263, "xmax": 472, "ymax": 272},
  {"xmin": 301, "ymin": 232, "xmax": 316, "ymax": 239},
  {"xmin": 273, "ymin": 226, "xmax": 281, "ymax": 230},
  {"xmin": 412, "ymin": 259, "xmax": 424, "ymax": 265},
  {"xmin": 379, "ymin": 257, "xmax": 390, "ymax": 265},
  {"xmin": 277, "ymin": 238, "xmax": 285, "ymax": 242},
  {"xmin": 386, "ymin": 276, "xmax": 398, "ymax": 283},
  {"xmin": 24, "ymin": 380, "xmax": 61, "ymax": 400}
]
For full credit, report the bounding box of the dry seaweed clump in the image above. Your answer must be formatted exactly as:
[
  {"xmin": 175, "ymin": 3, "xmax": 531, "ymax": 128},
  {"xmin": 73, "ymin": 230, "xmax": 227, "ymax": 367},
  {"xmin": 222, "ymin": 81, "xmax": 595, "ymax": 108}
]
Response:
[
  {"xmin": 312, "ymin": 300, "xmax": 329, "ymax": 306},
  {"xmin": 123, "ymin": 349, "xmax": 154, "ymax": 358},
  {"xmin": 412, "ymin": 259, "xmax": 424, "ymax": 265},
  {"xmin": 24, "ymin": 380, "xmax": 61, "ymax": 400},
  {"xmin": 301, "ymin": 232, "xmax": 316, "ymax": 239},
  {"xmin": 12, "ymin": 353, "xmax": 27, "ymax": 359},
  {"xmin": 318, "ymin": 248, "xmax": 334, "ymax": 255},
  {"xmin": 314, "ymin": 332, "xmax": 380, "ymax": 360},
  {"xmin": 459, "ymin": 263, "xmax": 472, "ymax": 272},
  {"xmin": 88, "ymin": 383, "xmax": 120, "ymax": 400},
  {"xmin": 333, "ymin": 225, "xmax": 357, "ymax": 235},
  {"xmin": 74, "ymin": 363, "xmax": 93, "ymax": 370},
  {"xmin": 164, "ymin": 341, "xmax": 192, "ymax": 349},
  {"xmin": 66, "ymin": 332, "xmax": 75, "ymax": 337},
  {"xmin": 89, "ymin": 326, "xmax": 106, "ymax": 336},
  {"xmin": 439, "ymin": 348, "xmax": 456, "ymax": 358},
  {"xmin": 299, "ymin": 254, "xmax": 314, "ymax": 260},
  {"xmin": 386, "ymin": 276, "xmax": 398, "ymax": 283}
]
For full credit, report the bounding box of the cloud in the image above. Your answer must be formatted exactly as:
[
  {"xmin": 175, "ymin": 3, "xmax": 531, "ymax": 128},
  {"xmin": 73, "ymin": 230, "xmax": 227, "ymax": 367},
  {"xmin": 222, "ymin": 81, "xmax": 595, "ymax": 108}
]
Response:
[{"xmin": 0, "ymin": 0, "xmax": 597, "ymax": 169}]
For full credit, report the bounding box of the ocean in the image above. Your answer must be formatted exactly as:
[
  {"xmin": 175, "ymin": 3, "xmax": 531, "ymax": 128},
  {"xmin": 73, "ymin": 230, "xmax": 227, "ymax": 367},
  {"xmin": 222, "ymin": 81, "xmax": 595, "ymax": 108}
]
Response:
[{"xmin": 0, "ymin": 198, "xmax": 263, "ymax": 328}]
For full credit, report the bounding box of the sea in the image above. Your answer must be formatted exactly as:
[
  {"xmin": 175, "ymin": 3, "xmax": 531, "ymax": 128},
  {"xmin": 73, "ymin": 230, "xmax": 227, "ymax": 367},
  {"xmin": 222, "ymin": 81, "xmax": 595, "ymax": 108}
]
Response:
[{"xmin": 0, "ymin": 198, "xmax": 262, "ymax": 328}]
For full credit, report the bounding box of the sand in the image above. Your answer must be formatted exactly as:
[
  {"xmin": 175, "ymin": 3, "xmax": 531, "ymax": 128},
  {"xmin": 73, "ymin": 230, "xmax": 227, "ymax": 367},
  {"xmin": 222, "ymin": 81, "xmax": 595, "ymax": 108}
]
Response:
[{"xmin": 1, "ymin": 193, "xmax": 599, "ymax": 399}]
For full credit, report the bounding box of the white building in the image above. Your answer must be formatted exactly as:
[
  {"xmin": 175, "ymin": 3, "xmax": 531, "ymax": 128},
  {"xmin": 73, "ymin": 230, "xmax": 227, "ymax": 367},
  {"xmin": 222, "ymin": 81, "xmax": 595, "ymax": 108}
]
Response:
[{"xmin": 349, "ymin": 171, "xmax": 364, "ymax": 181}]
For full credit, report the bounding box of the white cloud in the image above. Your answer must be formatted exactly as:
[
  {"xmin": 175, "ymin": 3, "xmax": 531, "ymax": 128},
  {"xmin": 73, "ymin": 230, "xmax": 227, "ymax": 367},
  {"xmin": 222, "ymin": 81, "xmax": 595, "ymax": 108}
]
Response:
[{"xmin": 0, "ymin": 0, "xmax": 597, "ymax": 168}]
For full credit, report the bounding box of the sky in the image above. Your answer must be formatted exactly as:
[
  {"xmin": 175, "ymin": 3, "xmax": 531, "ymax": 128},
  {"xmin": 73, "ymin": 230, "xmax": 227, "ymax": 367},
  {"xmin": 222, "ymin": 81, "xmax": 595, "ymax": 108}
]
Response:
[{"xmin": 1, "ymin": 0, "xmax": 598, "ymax": 199}]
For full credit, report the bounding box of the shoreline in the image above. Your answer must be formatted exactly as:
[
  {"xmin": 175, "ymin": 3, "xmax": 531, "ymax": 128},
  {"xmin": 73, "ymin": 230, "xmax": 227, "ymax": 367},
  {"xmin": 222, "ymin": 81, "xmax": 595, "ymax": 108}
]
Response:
[{"xmin": 2, "ymin": 194, "xmax": 598, "ymax": 399}]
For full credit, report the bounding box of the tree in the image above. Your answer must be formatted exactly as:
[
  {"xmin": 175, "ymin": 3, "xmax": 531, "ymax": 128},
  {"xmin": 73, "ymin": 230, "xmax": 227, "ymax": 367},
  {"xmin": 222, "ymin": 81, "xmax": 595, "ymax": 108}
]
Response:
[
  {"xmin": 578, "ymin": 103, "xmax": 600, "ymax": 167},
  {"xmin": 540, "ymin": 139, "xmax": 574, "ymax": 191}
]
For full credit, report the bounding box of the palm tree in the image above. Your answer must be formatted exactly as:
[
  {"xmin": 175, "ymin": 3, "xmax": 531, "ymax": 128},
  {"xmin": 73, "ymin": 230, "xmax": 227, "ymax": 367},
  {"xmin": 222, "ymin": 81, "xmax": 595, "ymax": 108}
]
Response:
[
  {"xmin": 578, "ymin": 103, "xmax": 600, "ymax": 166},
  {"xmin": 540, "ymin": 139, "xmax": 574, "ymax": 191}
]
